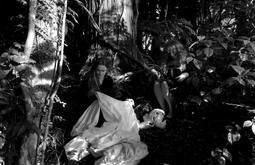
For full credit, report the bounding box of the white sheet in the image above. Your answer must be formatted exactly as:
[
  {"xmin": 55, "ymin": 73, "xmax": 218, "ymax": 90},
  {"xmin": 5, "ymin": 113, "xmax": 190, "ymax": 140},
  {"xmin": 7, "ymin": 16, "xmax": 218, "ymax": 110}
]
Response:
[{"xmin": 64, "ymin": 92, "xmax": 148, "ymax": 165}]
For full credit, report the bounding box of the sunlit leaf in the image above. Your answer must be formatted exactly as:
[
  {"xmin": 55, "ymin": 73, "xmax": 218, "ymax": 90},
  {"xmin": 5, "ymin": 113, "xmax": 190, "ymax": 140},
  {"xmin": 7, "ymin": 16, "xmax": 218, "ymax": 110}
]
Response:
[
  {"xmin": 197, "ymin": 36, "xmax": 205, "ymax": 41},
  {"xmin": 200, "ymin": 91, "xmax": 205, "ymax": 96},
  {"xmin": 227, "ymin": 132, "xmax": 233, "ymax": 144},
  {"xmin": 230, "ymin": 50, "xmax": 239, "ymax": 54},
  {"xmin": 243, "ymin": 120, "xmax": 253, "ymax": 127},
  {"xmin": 207, "ymin": 67, "xmax": 216, "ymax": 73},
  {"xmin": 230, "ymin": 65, "xmax": 245, "ymax": 75},
  {"xmin": 242, "ymin": 40, "xmax": 250, "ymax": 45},
  {"xmin": 252, "ymin": 124, "xmax": 255, "ymax": 134}
]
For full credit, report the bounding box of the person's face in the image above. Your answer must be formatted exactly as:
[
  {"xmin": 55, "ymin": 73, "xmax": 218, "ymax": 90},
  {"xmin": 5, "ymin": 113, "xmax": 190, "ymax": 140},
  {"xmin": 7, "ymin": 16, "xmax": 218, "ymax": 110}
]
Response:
[{"xmin": 96, "ymin": 65, "xmax": 107, "ymax": 79}]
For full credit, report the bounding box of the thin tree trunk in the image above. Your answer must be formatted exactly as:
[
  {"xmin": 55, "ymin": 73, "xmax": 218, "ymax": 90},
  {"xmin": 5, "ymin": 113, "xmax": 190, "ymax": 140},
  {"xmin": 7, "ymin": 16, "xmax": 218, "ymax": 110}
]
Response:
[
  {"xmin": 24, "ymin": 0, "xmax": 36, "ymax": 60},
  {"xmin": 19, "ymin": 1, "xmax": 38, "ymax": 164},
  {"xmin": 19, "ymin": 0, "xmax": 67, "ymax": 164},
  {"xmin": 99, "ymin": 0, "xmax": 140, "ymax": 71},
  {"xmin": 40, "ymin": 0, "xmax": 67, "ymax": 163}
]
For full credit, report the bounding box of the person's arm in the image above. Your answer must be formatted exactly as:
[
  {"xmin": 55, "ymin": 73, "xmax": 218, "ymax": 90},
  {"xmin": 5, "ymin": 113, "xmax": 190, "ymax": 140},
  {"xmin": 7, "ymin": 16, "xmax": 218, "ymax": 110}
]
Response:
[
  {"xmin": 80, "ymin": 74, "xmax": 97, "ymax": 99},
  {"xmin": 100, "ymin": 75, "xmax": 114, "ymax": 96}
]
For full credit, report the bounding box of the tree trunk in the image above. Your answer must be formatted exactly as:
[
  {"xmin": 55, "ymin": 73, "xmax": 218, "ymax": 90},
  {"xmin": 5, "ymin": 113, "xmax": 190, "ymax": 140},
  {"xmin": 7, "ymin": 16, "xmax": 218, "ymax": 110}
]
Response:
[
  {"xmin": 99, "ymin": 0, "xmax": 140, "ymax": 71},
  {"xmin": 19, "ymin": 0, "xmax": 67, "ymax": 164}
]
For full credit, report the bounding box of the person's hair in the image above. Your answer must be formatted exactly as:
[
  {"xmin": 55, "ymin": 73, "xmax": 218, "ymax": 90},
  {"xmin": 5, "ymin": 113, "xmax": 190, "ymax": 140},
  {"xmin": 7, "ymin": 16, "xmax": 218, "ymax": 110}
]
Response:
[
  {"xmin": 90, "ymin": 57, "xmax": 111, "ymax": 72},
  {"xmin": 87, "ymin": 57, "xmax": 111, "ymax": 91}
]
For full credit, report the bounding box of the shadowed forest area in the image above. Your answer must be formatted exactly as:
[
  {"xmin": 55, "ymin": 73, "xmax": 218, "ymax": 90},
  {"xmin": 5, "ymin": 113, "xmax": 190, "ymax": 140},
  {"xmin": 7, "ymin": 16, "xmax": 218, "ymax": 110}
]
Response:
[{"xmin": 1, "ymin": 0, "xmax": 255, "ymax": 165}]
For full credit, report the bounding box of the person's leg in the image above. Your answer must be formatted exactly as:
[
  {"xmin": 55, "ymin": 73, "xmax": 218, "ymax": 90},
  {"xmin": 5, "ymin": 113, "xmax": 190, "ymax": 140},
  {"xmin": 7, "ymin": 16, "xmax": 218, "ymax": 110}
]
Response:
[
  {"xmin": 161, "ymin": 81, "xmax": 173, "ymax": 118},
  {"xmin": 153, "ymin": 81, "xmax": 166, "ymax": 111}
]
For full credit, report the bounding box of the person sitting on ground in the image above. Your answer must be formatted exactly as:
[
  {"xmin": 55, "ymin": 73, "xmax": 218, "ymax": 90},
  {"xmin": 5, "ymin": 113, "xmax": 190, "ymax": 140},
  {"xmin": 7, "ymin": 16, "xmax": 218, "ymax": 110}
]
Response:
[
  {"xmin": 79, "ymin": 57, "xmax": 114, "ymax": 105},
  {"xmin": 77, "ymin": 57, "xmax": 115, "ymax": 128},
  {"xmin": 152, "ymin": 39, "xmax": 189, "ymax": 119}
]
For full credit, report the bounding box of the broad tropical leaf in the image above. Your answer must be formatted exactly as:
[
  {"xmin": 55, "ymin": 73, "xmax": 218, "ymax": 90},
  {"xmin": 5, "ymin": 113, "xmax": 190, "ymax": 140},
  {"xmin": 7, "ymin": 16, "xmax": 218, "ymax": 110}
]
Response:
[{"xmin": 230, "ymin": 65, "xmax": 245, "ymax": 75}]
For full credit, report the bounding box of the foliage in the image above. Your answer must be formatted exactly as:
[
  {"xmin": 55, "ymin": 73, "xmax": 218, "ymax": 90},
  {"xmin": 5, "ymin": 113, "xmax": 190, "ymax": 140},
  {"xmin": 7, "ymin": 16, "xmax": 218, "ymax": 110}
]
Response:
[
  {"xmin": 205, "ymin": 0, "xmax": 255, "ymax": 36},
  {"xmin": 168, "ymin": 1, "xmax": 255, "ymax": 164},
  {"xmin": 44, "ymin": 127, "xmax": 65, "ymax": 164},
  {"xmin": 1, "ymin": 0, "xmax": 255, "ymax": 164},
  {"xmin": 136, "ymin": 1, "xmax": 255, "ymax": 164},
  {"xmin": 182, "ymin": 33, "xmax": 254, "ymax": 107},
  {"xmin": 138, "ymin": 16, "xmax": 195, "ymax": 59}
]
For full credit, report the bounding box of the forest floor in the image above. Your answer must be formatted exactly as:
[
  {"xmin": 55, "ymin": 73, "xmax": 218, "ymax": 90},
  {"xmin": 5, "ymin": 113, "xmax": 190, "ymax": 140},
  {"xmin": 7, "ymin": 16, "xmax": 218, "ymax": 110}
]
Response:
[
  {"xmin": 139, "ymin": 117, "xmax": 230, "ymax": 165},
  {"xmin": 61, "ymin": 102, "xmax": 253, "ymax": 165},
  {"xmin": 56, "ymin": 81, "xmax": 255, "ymax": 165},
  {"xmin": 138, "ymin": 104, "xmax": 253, "ymax": 165}
]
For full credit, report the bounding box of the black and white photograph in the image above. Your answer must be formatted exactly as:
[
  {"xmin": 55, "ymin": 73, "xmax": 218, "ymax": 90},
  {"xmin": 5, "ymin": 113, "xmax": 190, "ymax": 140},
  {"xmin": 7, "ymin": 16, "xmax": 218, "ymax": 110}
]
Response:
[{"xmin": 0, "ymin": 0, "xmax": 255, "ymax": 165}]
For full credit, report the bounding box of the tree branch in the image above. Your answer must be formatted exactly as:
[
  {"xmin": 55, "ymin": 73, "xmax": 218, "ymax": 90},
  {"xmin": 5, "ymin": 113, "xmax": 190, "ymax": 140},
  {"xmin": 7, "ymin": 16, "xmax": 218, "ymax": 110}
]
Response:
[
  {"xmin": 73, "ymin": 0, "xmax": 102, "ymax": 34},
  {"xmin": 97, "ymin": 36, "xmax": 151, "ymax": 71}
]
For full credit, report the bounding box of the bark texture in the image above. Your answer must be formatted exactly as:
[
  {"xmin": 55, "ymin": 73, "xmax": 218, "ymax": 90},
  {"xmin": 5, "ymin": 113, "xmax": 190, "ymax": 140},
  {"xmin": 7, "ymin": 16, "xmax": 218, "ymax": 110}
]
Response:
[{"xmin": 19, "ymin": 0, "xmax": 67, "ymax": 164}]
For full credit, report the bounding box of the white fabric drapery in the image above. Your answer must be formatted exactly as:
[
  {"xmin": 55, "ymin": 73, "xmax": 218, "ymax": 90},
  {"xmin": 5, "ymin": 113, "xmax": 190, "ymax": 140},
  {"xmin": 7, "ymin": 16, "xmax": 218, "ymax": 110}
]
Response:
[{"xmin": 64, "ymin": 92, "xmax": 148, "ymax": 165}]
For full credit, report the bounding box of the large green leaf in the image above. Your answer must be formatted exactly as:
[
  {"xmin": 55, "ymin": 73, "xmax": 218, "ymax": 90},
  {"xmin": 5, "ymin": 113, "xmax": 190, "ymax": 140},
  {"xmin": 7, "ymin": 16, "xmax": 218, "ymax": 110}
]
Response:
[
  {"xmin": 230, "ymin": 65, "xmax": 245, "ymax": 75},
  {"xmin": 249, "ymin": 42, "xmax": 255, "ymax": 52}
]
